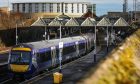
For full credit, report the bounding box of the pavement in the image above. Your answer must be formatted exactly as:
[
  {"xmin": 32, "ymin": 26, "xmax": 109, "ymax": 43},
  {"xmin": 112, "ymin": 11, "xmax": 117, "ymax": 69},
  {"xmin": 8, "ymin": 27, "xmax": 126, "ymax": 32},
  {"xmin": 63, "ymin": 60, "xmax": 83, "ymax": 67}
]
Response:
[{"xmin": 24, "ymin": 46, "xmax": 115, "ymax": 84}]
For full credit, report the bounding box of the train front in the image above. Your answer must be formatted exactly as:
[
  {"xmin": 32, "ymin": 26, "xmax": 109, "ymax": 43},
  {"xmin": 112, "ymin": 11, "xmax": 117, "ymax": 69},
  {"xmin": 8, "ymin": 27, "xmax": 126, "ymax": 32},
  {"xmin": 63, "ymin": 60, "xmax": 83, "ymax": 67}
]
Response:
[{"xmin": 8, "ymin": 46, "xmax": 33, "ymax": 78}]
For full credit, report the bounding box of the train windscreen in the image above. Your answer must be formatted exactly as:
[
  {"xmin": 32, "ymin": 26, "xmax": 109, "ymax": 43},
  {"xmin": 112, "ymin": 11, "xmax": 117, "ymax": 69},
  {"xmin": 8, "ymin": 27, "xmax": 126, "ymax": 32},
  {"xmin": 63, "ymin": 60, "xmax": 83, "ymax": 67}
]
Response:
[{"xmin": 10, "ymin": 51, "xmax": 31, "ymax": 64}]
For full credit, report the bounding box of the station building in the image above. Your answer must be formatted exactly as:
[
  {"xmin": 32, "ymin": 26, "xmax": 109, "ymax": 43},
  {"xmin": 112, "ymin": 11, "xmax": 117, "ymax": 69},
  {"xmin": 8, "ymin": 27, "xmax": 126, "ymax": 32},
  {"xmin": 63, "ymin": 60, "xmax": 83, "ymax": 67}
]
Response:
[{"xmin": 11, "ymin": 0, "xmax": 96, "ymax": 18}]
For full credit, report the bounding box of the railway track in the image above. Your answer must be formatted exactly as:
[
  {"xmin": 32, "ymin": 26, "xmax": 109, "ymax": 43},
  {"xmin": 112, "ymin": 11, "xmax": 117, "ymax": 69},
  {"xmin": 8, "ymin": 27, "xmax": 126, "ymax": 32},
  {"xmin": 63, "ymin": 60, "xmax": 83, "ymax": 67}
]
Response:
[
  {"xmin": 21, "ymin": 48, "xmax": 98, "ymax": 84},
  {"xmin": 1, "ymin": 48, "xmax": 95, "ymax": 84},
  {"xmin": 1, "ymin": 61, "xmax": 71, "ymax": 84},
  {"xmin": 0, "ymin": 63, "xmax": 9, "ymax": 83},
  {"xmin": 0, "ymin": 51, "xmax": 9, "ymax": 84}
]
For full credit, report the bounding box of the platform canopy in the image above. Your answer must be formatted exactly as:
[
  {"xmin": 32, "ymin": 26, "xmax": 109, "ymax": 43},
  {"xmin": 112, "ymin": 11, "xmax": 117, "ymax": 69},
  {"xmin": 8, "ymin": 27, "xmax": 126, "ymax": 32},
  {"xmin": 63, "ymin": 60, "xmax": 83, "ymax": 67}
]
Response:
[
  {"xmin": 97, "ymin": 17, "xmax": 112, "ymax": 26},
  {"xmin": 31, "ymin": 18, "xmax": 55, "ymax": 26},
  {"xmin": 48, "ymin": 18, "xmax": 62, "ymax": 26},
  {"xmin": 31, "ymin": 18, "xmax": 45, "ymax": 26},
  {"xmin": 114, "ymin": 17, "xmax": 129, "ymax": 27},
  {"xmin": 81, "ymin": 17, "xmax": 96, "ymax": 26},
  {"xmin": 65, "ymin": 18, "xmax": 79, "ymax": 26}
]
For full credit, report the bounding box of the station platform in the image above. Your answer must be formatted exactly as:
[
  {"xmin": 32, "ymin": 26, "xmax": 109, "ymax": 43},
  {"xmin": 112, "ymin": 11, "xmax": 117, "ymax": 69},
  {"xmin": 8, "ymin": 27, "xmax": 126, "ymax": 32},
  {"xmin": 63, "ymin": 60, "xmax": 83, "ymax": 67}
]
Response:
[
  {"xmin": 0, "ymin": 52, "xmax": 8, "ymax": 64},
  {"xmin": 23, "ymin": 46, "xmax": 114, "ymax": 84},
  {"xmin": 0, "ymin": 62, "xmax": 7, "ymax": 66}
]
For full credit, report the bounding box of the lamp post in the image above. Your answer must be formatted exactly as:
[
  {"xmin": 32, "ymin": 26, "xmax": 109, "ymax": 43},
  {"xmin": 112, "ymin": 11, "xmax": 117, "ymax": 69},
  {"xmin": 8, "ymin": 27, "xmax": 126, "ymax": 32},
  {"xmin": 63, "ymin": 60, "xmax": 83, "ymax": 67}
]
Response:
[
  {"xmin": 59, "ymin": 22, "xmax": 62, "ymax": 73},
  {"xmin": 94, "ymin": 25, "xmax": 96, "ymax": 62},
  {"xmin": 106, "ymin": 26, "xmax": 109, "ymax": 53},
  {"xmin": 59, "ymin": 24, "xmax": 62, "ymax": 39},
  {"xmin": 111, "ymin": 24, "xmax": 114, "ymax": 46},
  {"xmin": 45, "ymin": 24, "xmax": 47, "ymax": 40},
  {"xmin": 47, "ymin": 28, "xmax": 50, "ymax": 40},
  {"xmin": 59, "ymin": 41, "xmax": 63, "ymax": 73},
  {"xmin": 16, "ymin": 23, "xmax": 18, "ymax": 45},
  {"xmin": 91, "ymin": 3, "xmax": 97, "ymax": 62},
  {"xmin": 8, "ymin": 0, "xmax": 10, "ymax": 29},
  {"xmin": 58, "ymin": 18, "xmax": 63, "ymax": 73},
  {"xmin": 41, "ymin": 18, "xmax": 47, "ymax": 40}
]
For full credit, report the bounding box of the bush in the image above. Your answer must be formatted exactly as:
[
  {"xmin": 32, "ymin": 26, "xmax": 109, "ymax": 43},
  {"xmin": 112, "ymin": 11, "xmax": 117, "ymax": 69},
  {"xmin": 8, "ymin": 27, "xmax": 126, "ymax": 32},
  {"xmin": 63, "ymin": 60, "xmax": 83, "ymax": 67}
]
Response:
[{"xmin": 0, "ymin": 38, "xmax": 5, "ymax": 49}]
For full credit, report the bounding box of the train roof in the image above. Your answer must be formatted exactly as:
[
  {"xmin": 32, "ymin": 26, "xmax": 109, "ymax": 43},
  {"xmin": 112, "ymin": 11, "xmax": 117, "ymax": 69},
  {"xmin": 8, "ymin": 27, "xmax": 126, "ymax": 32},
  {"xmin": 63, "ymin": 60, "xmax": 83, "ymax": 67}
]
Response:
[{"xmin": 25, "ymin": 34, "xmax": 93, "ymax": 50}]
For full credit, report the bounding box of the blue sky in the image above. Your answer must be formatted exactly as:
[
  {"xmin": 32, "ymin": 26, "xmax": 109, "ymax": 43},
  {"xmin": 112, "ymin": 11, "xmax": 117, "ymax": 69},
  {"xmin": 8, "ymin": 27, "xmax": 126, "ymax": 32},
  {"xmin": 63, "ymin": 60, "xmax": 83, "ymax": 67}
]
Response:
[
  {"xmin": 0, "ymin": 0, "xmax": 134, "ymax": 16},
  {"xmin": 93, "ymin": 0, "xmax": 134, "ymax": 16}
]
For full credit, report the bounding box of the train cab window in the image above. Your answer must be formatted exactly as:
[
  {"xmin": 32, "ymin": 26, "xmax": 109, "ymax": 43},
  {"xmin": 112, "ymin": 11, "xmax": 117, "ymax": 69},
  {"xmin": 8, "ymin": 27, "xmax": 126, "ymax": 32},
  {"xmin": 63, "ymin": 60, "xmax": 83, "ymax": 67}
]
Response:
[{"xmin": 10, "ymin": 51, "xmax": 31, "ymax": 65}]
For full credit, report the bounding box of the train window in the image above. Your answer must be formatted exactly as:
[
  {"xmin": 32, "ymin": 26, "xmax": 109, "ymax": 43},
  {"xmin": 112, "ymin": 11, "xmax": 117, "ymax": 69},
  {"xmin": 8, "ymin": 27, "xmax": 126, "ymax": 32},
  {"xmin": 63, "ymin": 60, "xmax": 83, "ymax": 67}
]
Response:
[
  {"xmin": 36, "ymin": 53, "xmax": 41, "ymax": 62},
  {"xmin": 36, "ymin": 50, "xmax": 51, "ymax": 63},
  {"xmin": 79, "ymin": 43, "xmax": 85, "ymax": 50},
  {"xmin": 63, "ymin": 45, "xmax": 76, "ymax": 56},
  {"xmin": 45, "ymin": 51, "xmax": 51, "ymax": 61},
  {"xmin": 56, "ymin": 48, "xmax": 59, "ymax": 58},
  {"xmin": 40, "ymin": 53, "xmax": 46, "ymax": 62}
]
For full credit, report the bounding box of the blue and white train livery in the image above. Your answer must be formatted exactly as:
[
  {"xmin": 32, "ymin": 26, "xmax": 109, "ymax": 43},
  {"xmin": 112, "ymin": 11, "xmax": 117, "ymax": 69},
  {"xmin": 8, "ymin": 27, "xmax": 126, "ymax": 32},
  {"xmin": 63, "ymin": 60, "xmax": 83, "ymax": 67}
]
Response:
[{"xmin": 8, "ymin": 33, "xmax": 95, "ymax": 79}]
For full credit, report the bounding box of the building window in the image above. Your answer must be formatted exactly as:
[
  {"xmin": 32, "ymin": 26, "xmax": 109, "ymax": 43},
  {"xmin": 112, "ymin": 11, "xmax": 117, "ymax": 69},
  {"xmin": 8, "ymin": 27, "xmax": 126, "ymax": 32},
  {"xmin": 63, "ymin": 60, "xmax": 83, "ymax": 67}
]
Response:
[
  {"xmin": 82, "ymin": 4, "xmax": 84, "ymax": 13},
  {"xmin": 86, "ymin": 4, "xmax": 87, "ymax": 12},
  {"xmin": 71, "ymin": 3, "xmax": 74, "ymax": 13},
  {"xmin": 77, "ymin": 4, "xmax": 79, "ymax": 13},
  {"xmin": 35, "ymin": 3, "xmax": 39, "ymax": 13},
  {"xmin": 57, "ymin": 3, "xmax": 60, "ymax": 13},
  {"xmin": 13, "ymin": 4, "xmax": 15, "ymax": 12},
  {"xmin": 29, "ymin": 3, "xmax": 32, "ymax": 13},
  {"xmin": 49, "ymin": 3, "xmax": 53, "ymax": 12},
  {"xmin": 22, "ymin": 3, "xmax": 25, "ymax": 13},
  {"xmin": 65, "ymin": 3, "xmax": 68, "ymax": 13},
  {"xmin": 17, "ymin": 4, "xmax": 19, "ymax": 12},
  {"xmin": 42, "ymin": 3, "xmax": 46, "ymax": 12}
]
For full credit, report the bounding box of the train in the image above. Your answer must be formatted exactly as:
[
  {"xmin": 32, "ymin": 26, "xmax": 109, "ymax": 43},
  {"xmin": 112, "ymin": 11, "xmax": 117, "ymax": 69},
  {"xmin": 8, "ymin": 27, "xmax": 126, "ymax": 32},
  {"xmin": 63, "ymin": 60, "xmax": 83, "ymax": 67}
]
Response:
[{"xmin": 8, "ymin": 33, "xmax": 95, "ymax": 79}]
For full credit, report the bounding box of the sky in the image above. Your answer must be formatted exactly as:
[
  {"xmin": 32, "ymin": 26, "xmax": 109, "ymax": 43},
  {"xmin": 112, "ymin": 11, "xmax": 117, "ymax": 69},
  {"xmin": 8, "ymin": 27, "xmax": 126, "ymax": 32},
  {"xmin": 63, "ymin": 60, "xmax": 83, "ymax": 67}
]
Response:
[{"xmin": 0, "ymin": 0, "xmax": 135, "ymax": 16}]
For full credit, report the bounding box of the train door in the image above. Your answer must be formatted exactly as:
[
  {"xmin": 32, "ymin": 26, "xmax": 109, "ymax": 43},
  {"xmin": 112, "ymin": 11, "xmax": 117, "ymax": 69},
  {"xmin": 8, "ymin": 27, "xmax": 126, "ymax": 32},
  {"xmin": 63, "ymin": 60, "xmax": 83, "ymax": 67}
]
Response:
[
  {"xmin": 75, "ymin": 42, "xmax": 79, "ymax": 57},
  {"xmin": 89, "ymin": 38, "xmax": 91, "ymax": 49},
  {"xmin": 86, "ymin": 39, "xmax": 89, "ymax": 52},
  {"xmin": 51, "ymin": 47, "xmax": 56, "ymax": 67}
]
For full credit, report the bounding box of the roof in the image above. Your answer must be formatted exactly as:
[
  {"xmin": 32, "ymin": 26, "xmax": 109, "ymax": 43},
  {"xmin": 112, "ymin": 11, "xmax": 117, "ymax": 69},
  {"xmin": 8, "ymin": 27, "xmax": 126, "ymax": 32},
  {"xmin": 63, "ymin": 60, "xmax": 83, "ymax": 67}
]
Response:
[
  {"xmin": 48, "ymin": 18, "xmax": 62, "ymax": 26},
  {"xmin": 56, "ymin": 14, "xmax": 70, "ymax": 25},
  {"xmin": 75, "ymin": 18, "xmax": 86, "ymax": 25},
  {"xmin": 11, "ymin": 0, "xmax": 90, "ymax": 4},
  {"xmin": 42, "ymin": 18, "xmax": 54, "ymax": 25},
  {"xmin": 81, "ymin": 17, "xmax": 96, "ymax": 26},
  {"xmin": 26, "ymin": 33, "xmax": 94, "ymax": 50},
  {"xmin": 31, "ymin": 18, "xmax": 45, "ymax": 26},
  {"xmin": 81, "ymin": 11, "xmax": 97, "ymax": 18},
  {"xmin": 65, "ymin": 18, "xmax": 79, "ymax": 26},
  {"xmin": 31, "ymin": 17, "xmax": 130, "ymax": 27},
  {"xmin": 97, "ymin": 17, "xmax": 112, "ymax": 26},
  {"xmin": 57, "ymin": 14, "xmax": 70, "ymax": 20},
  {"xmin": 31, "ymin": 18, "xmax": 53, "ymax": 26},
  {"xmin": 114, "ymin": 17, "xmax": 129, "ymax": 26}
]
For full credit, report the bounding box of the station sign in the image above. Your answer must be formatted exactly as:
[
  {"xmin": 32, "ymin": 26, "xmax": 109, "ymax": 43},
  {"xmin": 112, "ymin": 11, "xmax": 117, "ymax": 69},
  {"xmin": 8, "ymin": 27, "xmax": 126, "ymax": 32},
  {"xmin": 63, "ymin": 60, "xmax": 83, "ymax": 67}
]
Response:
[{"xmin": 59, "ymin": 42, "xmax": 63, "ymax": 49}]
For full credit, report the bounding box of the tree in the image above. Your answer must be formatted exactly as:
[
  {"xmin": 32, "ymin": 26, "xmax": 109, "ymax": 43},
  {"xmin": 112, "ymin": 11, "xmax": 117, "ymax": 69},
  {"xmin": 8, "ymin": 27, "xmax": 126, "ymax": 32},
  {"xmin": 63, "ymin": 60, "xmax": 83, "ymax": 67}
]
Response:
[{"xmin": 0, "ymin": 12, "xmax": 26, "ymax": 29}]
